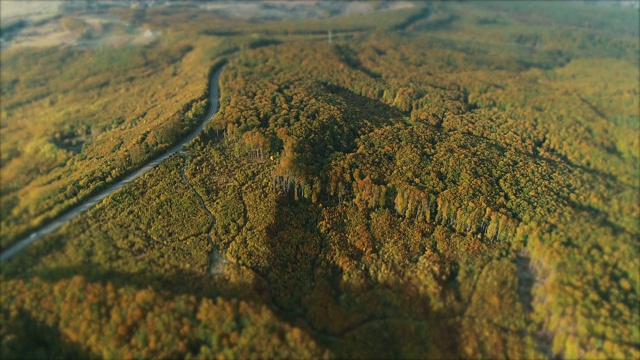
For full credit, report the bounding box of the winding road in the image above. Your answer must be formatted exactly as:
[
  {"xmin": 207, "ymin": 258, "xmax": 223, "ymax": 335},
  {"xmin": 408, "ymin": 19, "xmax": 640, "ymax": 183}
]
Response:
[{"xmin": 0, "ymin": 64, "xmax": 226, "ymax": 262}]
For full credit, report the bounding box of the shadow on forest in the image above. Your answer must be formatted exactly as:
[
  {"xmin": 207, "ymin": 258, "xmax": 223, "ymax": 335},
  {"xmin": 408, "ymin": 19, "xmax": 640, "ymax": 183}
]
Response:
[
  {"xmin": 272, "ymin": 82, "xmax": 401, "ymax": 176},
  {"xmin": 411, "ymin": 14, "xmax": 457, "ymax": 32},
  {"xmin": 392, "ymin": 5, "xmax": 433, "ymax": 32},
  {"xmin": 1, "ymin": 309, "xmax": 94, "ymax": 360},
  {"xmin": 464, "ymin": 130, "xmax": 630, "ymax": 193},
  {"xmin": 334, "ymin": 45, "xmax": 381, "ymax": 79},
  {"xmin": 3, "ymin": 192, "xmax": 466, "ymax": 357},
  {"xmin": 9, "ymin": 263, "xmax": 222, "ymax": 298},
  {"xmin": 256, "ymin": 193, "xmax": 463, "ymax": 357},
  {"xmin": 513, "ymin": 253, "xmax": 535, "ymax": 314},
  {"xmin": 322, "ymin": 82, "xmax": 404, "ymax": 123}
]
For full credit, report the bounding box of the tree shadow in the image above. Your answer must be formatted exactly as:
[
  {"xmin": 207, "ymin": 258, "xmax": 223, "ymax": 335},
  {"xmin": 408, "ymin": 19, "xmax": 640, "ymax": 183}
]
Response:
[
  {"xmin": 2, "ymin": 194, "xmax": 474, "ymax": 358},
  {"xmin": 513, "ymin": 253, "xmax": 535, "ymax": 314},
  {"xmin": 1, "ymin": 308, "xmax": 96, "ymax": 360},
  {"xmin": 333, "ymin": 44, "xmax": 381, "ymax": 79},
  {"xmin": 256, "ymin": 193, "xmax": 464, "ymax": 358},
  {"xmin": 322, "ymin": 82, "xmax": 404, "ymax": 125}
]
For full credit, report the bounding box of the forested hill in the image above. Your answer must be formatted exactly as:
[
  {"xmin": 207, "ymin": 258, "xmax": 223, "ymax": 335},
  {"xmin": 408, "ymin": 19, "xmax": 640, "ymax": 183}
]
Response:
[{"xmin": 1, "ymin": 1, "xmax": 638, "ymax": 359}]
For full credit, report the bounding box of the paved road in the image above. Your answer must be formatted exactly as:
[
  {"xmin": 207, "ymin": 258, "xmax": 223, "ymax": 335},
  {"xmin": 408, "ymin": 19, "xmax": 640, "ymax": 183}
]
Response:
[{"xmin": 0, "ymin": 65, "xmax": 226, "ymax": 262}]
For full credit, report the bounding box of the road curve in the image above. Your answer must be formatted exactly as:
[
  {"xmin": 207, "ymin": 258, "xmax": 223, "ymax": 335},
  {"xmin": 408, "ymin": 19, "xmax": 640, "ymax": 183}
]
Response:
[{"xmin": 0, "ymin": 64, "xmax": 226, "ymax": 262}]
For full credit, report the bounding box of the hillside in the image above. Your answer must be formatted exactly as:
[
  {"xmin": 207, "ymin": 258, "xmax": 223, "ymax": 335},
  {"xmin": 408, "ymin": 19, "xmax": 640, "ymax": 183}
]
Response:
[{"xmin": 1, "ymin": 1, "xmax": 638, "ymax": 359}]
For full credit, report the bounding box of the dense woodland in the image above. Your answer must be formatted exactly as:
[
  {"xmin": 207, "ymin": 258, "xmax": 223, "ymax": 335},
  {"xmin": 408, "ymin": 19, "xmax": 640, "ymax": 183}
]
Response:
[
  {"xmin": 1, "ymin": 1, "xmax": 639, "ymax": 359},
  {"xmin": 0, "ymin": 28, "xmax": 214, "ymax": 250}
]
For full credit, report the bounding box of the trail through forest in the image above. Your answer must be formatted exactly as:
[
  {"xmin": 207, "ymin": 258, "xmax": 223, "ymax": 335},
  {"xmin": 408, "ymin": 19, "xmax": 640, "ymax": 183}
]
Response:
[
  {"xmin": 0, "ymin": 65, "xmax": 226, "ymax": 262},
  {"xmin": 179, "ymin": 153, "xmax": 223, "ymax": 276}
]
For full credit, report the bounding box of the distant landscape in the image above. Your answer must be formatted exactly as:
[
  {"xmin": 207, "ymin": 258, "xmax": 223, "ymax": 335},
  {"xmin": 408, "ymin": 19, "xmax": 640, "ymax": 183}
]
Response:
[{"xmin": 1, "ymin": 1, "xmax": 638, "ymax": 359}]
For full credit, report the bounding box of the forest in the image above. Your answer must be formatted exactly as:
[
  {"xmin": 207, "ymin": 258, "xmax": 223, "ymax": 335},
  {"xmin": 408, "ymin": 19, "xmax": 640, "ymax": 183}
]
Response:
[{"xmin": 1, "ymin": 1, "xmax": 638, "ymax": 359}]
